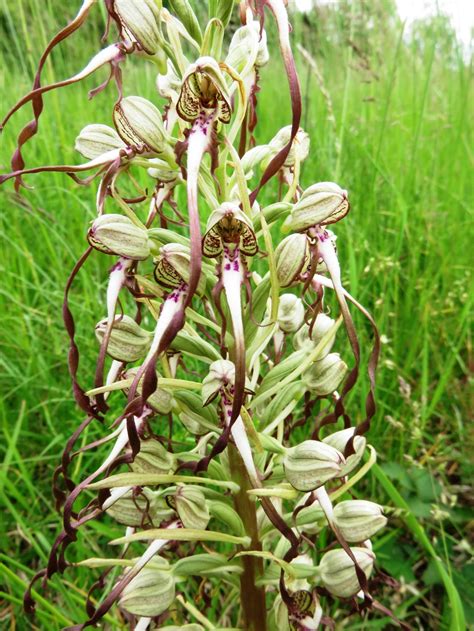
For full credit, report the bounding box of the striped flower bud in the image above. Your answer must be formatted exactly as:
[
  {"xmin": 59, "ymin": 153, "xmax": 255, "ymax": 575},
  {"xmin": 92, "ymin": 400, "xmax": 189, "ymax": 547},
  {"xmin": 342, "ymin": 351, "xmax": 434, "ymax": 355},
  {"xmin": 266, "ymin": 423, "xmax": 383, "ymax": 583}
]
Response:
[
  {"xmin": 105, "ymin": 488, "xmax": 161, "ymax": 527},
  {"xmin": 203, "ymin": 203, "xmax": 257, "ymax": 258},
  {"xmin": 174, "ymin": 484, "xmax": 210, "ymax": 530},
  {"xmin": 119, "ymin": 560, "xmax": 175, "ymax": 617},
  {"xmin": 265, "ymin": 126, "xmax": 310, "ymax": 169},
  {"xmin": 322, "ymin": 428, "xmax": 366, "ymax": 476},
  {"xmin": 177, "ymin": 56, "xmax": 232, "ymax": 123},
  {"xmin": 154, "ymin": 243, "xmax": 205, "ymax": 294},
  {"xmin": 95, "ymin": 315, "xmax": 152, "ymax": 362},
  {"xmin": 123, "ymin": 367, "xmax": 173, "ymax": 415},
  {"xmin": 319, "ymin": 547, "xmax": 375, "ymax": 599},
  {"xmin": 113, "ymin": 0, "xmax": 162, "ymax": 55},
  {"xmin": 283, "ymin": 440, "xmax": 345, "ymax": 492},
  {"xmin": 88, "ymin": 214, "xmax": 150, "ymax": 260},
  {"xmin": 333, "ymin": 500, "xmax": 387, "ymax": 542},
  {"xmin": 277, "ymin": 294, "xmax": 305, "ymax": 333},
  {"xmin": 293, "ymin": 313, "xmax": 336, "ymax": 357},
  {"xmin": 113, "ymin": 96, "xmax": 170, "ymax": 155},
  {"xmin": 286, "ymin": 182, "xmax": 349, "ymax": 232},
  {"xmin": 302, "ymin": 353, "xmax": 348, "ymax": 396},
  {"xmin": 74, "ymin": 124, "xmax": 126, "ymax": 159},
  {"xmin": 130, "ymin": 438, "xmax": 175, "ymax": 474},
  {"xmin": 275, "ymin": 233, "xmax": 310, "ymax": 287}
]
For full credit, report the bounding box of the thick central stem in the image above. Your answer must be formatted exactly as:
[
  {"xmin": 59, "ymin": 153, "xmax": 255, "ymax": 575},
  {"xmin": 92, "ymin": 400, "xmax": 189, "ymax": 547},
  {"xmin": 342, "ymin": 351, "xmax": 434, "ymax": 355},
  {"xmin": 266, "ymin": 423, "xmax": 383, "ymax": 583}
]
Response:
[{"xmin": 228, "ymin": 444, "xmax": 267, "ymax": 631}]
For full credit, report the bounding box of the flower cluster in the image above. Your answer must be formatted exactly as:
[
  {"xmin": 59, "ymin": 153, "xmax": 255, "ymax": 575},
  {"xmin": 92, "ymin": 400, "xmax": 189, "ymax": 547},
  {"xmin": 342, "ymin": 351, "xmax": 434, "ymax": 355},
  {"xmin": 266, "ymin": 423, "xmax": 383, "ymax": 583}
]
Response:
[{"xmin": 1, "ymin": 1, "xmax": 405, "ymax": 629}]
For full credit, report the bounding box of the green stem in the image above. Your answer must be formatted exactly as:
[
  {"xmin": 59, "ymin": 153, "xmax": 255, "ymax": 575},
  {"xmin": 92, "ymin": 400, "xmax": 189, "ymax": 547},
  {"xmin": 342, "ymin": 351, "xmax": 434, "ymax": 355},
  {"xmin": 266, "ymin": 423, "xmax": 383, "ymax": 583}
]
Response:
[{"xmin": 228, "ymin": 445, "xmax": 267, "ymax": 631}]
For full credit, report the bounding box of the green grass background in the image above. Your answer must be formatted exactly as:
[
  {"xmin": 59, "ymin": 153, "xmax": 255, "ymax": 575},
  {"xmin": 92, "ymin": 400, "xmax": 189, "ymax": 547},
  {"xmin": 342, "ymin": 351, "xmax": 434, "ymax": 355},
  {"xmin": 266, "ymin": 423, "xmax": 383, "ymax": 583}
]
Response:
[{"xmin": 0, "ymin": 0, "xmax": 472, "ymax": 628}]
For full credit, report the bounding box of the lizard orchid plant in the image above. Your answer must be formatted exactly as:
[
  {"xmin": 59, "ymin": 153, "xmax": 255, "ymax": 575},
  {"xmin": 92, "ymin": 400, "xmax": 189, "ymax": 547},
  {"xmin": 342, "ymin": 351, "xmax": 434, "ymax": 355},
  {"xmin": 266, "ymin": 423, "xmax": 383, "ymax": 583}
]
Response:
[{"xmin": 1, "ymin": 1, "xmax": 409, "ymax": 629}]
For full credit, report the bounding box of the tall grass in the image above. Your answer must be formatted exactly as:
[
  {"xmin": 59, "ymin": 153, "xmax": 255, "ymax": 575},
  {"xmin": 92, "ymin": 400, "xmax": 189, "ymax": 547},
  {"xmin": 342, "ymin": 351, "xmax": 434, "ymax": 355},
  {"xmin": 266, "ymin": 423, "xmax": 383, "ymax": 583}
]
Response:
[{"xmin": 0, "ymin": 0, "xmax": 472, "ymax": 628}]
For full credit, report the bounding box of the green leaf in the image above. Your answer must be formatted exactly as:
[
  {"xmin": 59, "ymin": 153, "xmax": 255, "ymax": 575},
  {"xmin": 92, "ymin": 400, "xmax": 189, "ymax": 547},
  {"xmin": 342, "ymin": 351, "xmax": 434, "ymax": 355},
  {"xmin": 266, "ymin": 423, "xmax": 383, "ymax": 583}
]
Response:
[
  {"xmin": 172, "ymin": 330, "xmax": 221, "ymax": 362},
  {"xmin": 201, "ymin": 18, "xmax": 224, "ymax": 59},
  {"xmin": 208, "ymin": 0, "xmax": 234, "ymax": 27},
  {"xmin": 88, "ymin": 473, "xmax": 239, "ymax": 492},
  {"xmin": 169, "ymin": 0, "xmax": 202, "ymax": 44},
  {"xmin": 110, "ymin": 528, "xmax": 251, "ymax": 547}
]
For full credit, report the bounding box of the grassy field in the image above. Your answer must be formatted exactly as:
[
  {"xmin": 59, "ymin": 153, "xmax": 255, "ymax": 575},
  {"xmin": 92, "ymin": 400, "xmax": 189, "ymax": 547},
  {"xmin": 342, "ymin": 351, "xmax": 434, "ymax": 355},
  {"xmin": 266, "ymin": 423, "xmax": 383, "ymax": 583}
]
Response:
[{"xmin": 0, "ymin": 0, "xmax": 472, "ymax": 629}]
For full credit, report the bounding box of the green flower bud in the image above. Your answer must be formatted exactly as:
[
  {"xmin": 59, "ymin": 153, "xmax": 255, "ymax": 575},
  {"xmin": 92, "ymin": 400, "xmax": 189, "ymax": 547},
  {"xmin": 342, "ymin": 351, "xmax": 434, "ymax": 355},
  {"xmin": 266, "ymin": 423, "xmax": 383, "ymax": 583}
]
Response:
[
  {"xmin": 114, "ymin": 0, "xmax": 162, "ymax": 55},
  {"xmin": 322, "ymin": 428, "xmax": 366, "ymax": 476},
  {"xmin": 302, "ymin": 353, "xmax": 348, "ymax": 396},
  {"xmin": 333, "ymin": 500, "xmax": 387, "ymax": 542},
  {"xmin": 114, "ymin": 96, "xmax": 170, "ymax": 155},
  {"xmin": 105, "ymin": 488, "xmax": 161, "ymax": 527},
  {"xmin": 226, "ymin": 22, "xmax": 269, "ymax": 74},
  {"xmin": 283, "ymin": 440, "xmax": 345, "ymax": 492},
  {"xmin": 123, "ymin": 367, "xmax": 173, "ymax": 414},
  {"xmin": 293, "ymin": 314, "xmax": 336, "ymax": 357},
  {"xmin": 174, "ymin": 484, "xmax": 210, "ymax": 530},
  {"xmin": 147, "ymin": 157, "xmax": 181, "ymax": 184},
  {"xmin": 319, "ymin": 547, "xmax": 375, "ymax": 598},
  {"xmin": 277, "ymin": 294, "xmax": 305, "ymax": 333},
  {"xmin": 203, "ymin": 203, "xmax": 257, "ymax": 258},
  {"xmin": 177, "ymin": 56, "xmax": 232, "ymax": 124},
  {"xmin": 130, "ymin": 438, "xmax": 175, "ymax": 474},
  {"xmin": 75, "ymin": 124, "xmax": 126, "ymax": 159},
  {"xmin": 202, "ymin": 359, "xmax": 234, "ymax": 405},
  {"xmin": 88, "ymin": 214, "xmax": 150, "ymax": 260},
  {"xmin": 286, "ymin": 182, "xmax": 349, "ymax": 232},
  {"xmin": 119, "ymin": 560, "xmax": 175, "ymax": 617},
  {"xmin": 265, "ymin": 126, "xmax": 310, "ymax": 169},
  {"xmin": 154, "ymin": 243, "xmax": 205, "ymax": 293},
  {"xmin": 95, "ymin": 315, "xmax": 152, "ymax": 362},
  {"xmin": 174, "ymin": 552, "xmax": 241, "ymax": 579},
  {"xmin": 240, "ymin": 144, "xmax": 274, "ymax": 178},
  {"xmin": 174, "ymin": 390, "xmax": 219, "ymax": 435},
  {"xmin": 275, "ymin": 233, "xmax": 310, "ymax": 287}
]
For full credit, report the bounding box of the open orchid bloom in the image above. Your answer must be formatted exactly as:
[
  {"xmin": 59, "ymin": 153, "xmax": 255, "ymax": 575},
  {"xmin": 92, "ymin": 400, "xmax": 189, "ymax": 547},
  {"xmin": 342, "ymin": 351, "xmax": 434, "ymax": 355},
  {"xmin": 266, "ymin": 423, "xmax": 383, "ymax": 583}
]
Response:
[{"xmin": 1, "ymin": 2, "xmax": 414, "ymax": 630}]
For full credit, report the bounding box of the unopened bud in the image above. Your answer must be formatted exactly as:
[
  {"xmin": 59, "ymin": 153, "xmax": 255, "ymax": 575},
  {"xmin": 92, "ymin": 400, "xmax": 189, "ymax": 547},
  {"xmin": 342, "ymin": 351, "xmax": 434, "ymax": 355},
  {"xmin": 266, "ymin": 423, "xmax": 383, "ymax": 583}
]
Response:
[
  {"xmin": 275, "ymin": 233, "xmax": 310, "ymax": 287},
  {"xmin": 203, "ymin": 203, "xmax": 257, "ymax": 258},
  {"xmin": 114, "ymin": 0, "xmax": 162, "ymax": 55},
  {"xmin": 88, "ymin": 214, "xmax": 150, "ymax": 260},
  {"xmin": 333, "ymin": 500, "xmax": 387, "ymax": 542},
  {"xmin": 293, "ymin": 314, "xmax": 336, "ymax": 357},
  {"xmin": 174, "ymin": 484, "xmax": 210, "ymax": 530},
  {"xmin": 226, "ymin": 22, "xmax": 269, "ymax": 74},
  {"xmin": 265, "ymin": 126, "xmax": 310, "ymax": 168},
  {"xmin": 105, "ymin": 488, "xmax": 161, "ymax": 527},
  {"xmin": 174, "ymin": 390, "xmax": 219, "ymax": 435},
  {"xmin": 286, "ymin": 182, "xmax": 349, "ymax": 232},
  {"xmin": 119, "ymin": 560, "xmax": 175, "ymax": 617},
  {"xmin": 277, "ymin": 294, "xmax": 305, "ymax": 333},
  {"xmin": 75, "ymin": 124, "xmax": 126, "ymax": 159},
  {"xmin": 302, "ymin": 353, "xmax": 347, "ymax": 396},
  {"xmin": 241, "ymin": 144, "xmax": 273, "ymax": 178},
  {"xmin": 322, "ymin": 428, "xmax": 366, "ymax": 476},
  {"xmin": 114, "ymin": 96, "xmax": 170, "ymax": 155},
  {"xmin": 95, "ymin": 315, "xmax": 152, "ymax": 362},
  {"xmin": 154, "ymin": 243, "xmax": 205, "ymax": 293},
  {"xmin": 177, "ymin": 56, "xmax": 232, "ymax": 124},
  {"xmin": 123, "ymin": 367, "xmax": 173, "ymax": 415},
  {"xmin": 319, "ymin": 547, "xmax": 375, "ymax": 598},
  {"xmin": 147, "ymin": 157, "xmax": 181, "ymax": 184},
  {"xmin": 202, "ymin": 359, "xmax": 235, "ymax": 405},
  {"xmin": 130, "ymin": 438, "xmax": 175, "ymax": 474},
  {"xmin": 283, "ymin": 440, "xmax": 344, "ymax": 492}
]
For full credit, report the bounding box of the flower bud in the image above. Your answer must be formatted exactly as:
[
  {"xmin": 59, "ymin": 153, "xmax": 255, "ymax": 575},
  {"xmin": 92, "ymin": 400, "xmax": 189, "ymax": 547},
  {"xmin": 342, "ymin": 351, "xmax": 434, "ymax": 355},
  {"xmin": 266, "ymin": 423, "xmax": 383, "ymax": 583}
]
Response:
[
  {"xmin": 123, "ymin": 367, "xmax": 173, "ymax": 414},
  {"xmin": 130, "ymin": 438, "xmax": 175, "ymax": 474},
  {"xmin": 275, "ymin": 233, "xmax": 310, "ymax": 287},
  {"xmin": 105, "ymin": 488, "xmax": 161, "ymax": 527},
  {"xmin": 286, "ymin": 182, "xmax": 349, "ymax": 232},
  {"xmin": 283, "ymin": 440, "xmax": 345, "ymax": 492},
  {"xmin": 174, "ymin": 484, "xmax": 210, "ymax": 530},
  {"xmin": 226, "ymin": 22, "xmax": 269, "ymax": 74},
  {"xmin": 177, "ymin": 56, "xmax": 232, "ymax": 124},
  {"xmin": 75, "ymin": 124, "xmax": 126, "ymax": 159},
  {"xmin": 318, "ymin": 547, "xmax": 375, "ymax": 598},
  {"xmin": 203, "ymin": 203, "xmax": 257, "ymax": 258},
  {"xmin": 293, "ymin": 313, "xmax": 336, "ymax": 357},
  {"xmin": 88, "ymin": 214, "xmax": 150, "ymax": 260},
  {"xmin": 322, "ymin": 428, "xmax": 366, "ymax": 476},
  {"xmin": 240, "ymin": 144, "xmax": 273, "ymax": 178},
  {"xmin": 277, "ymin": 294, "xmax": 305, "ymax": 333},
  {"xmin": 265, "ymin": 126, "xmax": 310, "ymax": 168},
  {"xmin": 95, "ymin": 315, "xmax": 152, "ymax": 362},
  {"xmin": 114, "ymin": 0, "xmax": 162, "ymax": 55},
  {"xmin": 202, "ymin": 359, "xmax": 235, "ymax": 405},
  {"xmin": 147, "ymin": 157, "xmax": 181, "ymax": 184},
  {"xmin": 333, "ymin": 500, "xmax": 387, "ymax": 542},
  {"xmin": 114, "ymin": 96, "xmax": 170, "ymax": 155},
  {"xmin": 154, "ymin": 243, "xmax": 205, "ymax": 293},
  {"xmin": 174, "ymin": 390, "xmax": 219, "ymax": 435},
  {"xmin": 119, "ymin": 560, "xmax": 175, "ymax": 617},
  {"xmin": 302, "ymin": 353, "xmax": 348, "ymax": 396}
]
